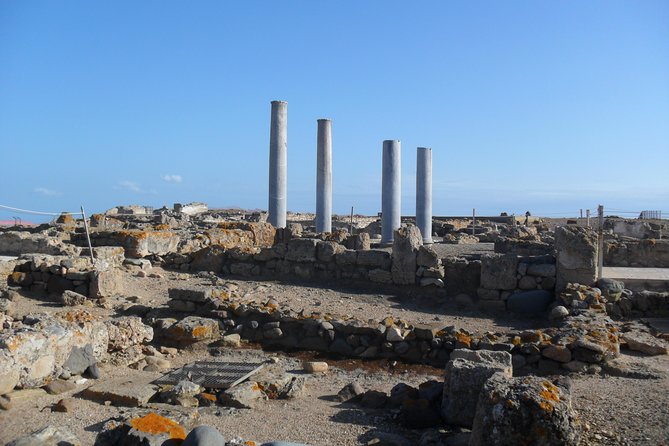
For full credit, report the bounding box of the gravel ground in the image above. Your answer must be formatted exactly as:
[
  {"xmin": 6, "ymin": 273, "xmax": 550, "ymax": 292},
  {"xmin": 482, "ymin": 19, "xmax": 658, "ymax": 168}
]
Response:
[{"xmin": 1, "ymin": 266, "xmax": 668, "ymax": 445}]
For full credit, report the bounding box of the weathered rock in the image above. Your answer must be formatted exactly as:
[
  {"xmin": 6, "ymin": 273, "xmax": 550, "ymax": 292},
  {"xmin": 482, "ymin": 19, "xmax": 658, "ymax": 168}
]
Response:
[
  {"xmin": 442, "ymin": 350, "xmax": 513, "ymax": 427},
  {"xmin": 222, "ymin": 333, "xmax": 241, "ymax": 348},
  {"xmin": 6, "ymin": 425, "xmax": 81, "ymax": 446},
  {"xmin": 357, "ymin": 250, "xmax": 391, "ymax": 269},
  {"xmin": 285, "ymin": 238, "xmax": 318, "ymax": 262},
  {"xmin": 316, "ymin": 241, "xmax": 345, "ymax": 262},
  {"xmin": 470, "ymin": 374, "xmax": 581, "ymax": 446},
  {"xmin": 336, "ymin": 382, "xmax": 365, "ymax": 402},
  {"xmin": 63, "ymin": 344, "xmax": 97, "ymax": 375},
  {"xmin": 83, "ymin": 373, "xmax": 159, "ymax": 406},
  {"xmin": 106, "ymin": 316, "xmax": 153, "ymax": 351},
  {"xmin": 360, "ymin": 390, "xmax": 389, "ymax": 409},
  {"xmin": 368, "ymin": 269, "xmax": 393, "ymax": 284},
  {"xmin": 45, "ymin": 379, "xmax": 76, "ymax": 395},
  {"xmin": 165, "ymin": 316, "xmax": 220, "ymax": 344},
  {"xmin": 480, "ymin": 254, "xmax": 518, "ymax": 290},
  {"xmin": 219, "ymin": 381, "xmax": 266, "ymax": 408},
  {"xmin": 391, "ymin": 226, "xmax": 422, "ymax": 285},
  {"xmin": 542, "ymin": 345, "xmax": 572, "ymax": 363},
  {"xmin": 549, "ymin": 305, "xmax": 570, "ymax": 321},
  {"xmin": 183, "ymin": 426, "xmax": 226, "ymax": 446},
  {"xmin": 89, "ymin": 267, "xmax": 125, "ymax": 298},
  {"xmin": 621, "ymin": 331, "xmax": 668, "ymax": 356},
  {"xmin": 60, "ymin": 290, "xmax": 87, "ymax": 306},
  {"xmin": 597, "ymin": 278, "xmax": 625, "ymax": 302},
  {"xmin": 555, "ymin": 226, "xmax": 598, "ymax": 291},
  {"xmin": 417, "ymin": 245, "xmax": 440, "ymax": 268},
  {"xmin": 160, "ymin": 380, "xmax": 202, "ymax": 405},
  {"xmin": 303, "ymin": 361, "xmax": 328, "ymax": 373},
  {"xmin": 53, "ymin": 397, "xmax": 76, "ymax": 412},
  {"xmin": 506, "ymin": 290, "xmax": 554, "ymax": 315},
  {"xmin": 0, "ymin": 311, "xmax": 108, "ymax": 389}
]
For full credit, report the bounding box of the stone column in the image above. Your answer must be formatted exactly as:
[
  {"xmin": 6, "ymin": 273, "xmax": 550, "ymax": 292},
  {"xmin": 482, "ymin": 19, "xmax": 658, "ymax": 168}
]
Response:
[
  {"xmin": 316, "ymin": 119, "xmax": 332, "ymax": 233},
  {"xmin": 382, "ymin": 140, "xmax": 401, "ymax": 244},
  {"xmin": 268, "ymin": 100, "xmax": 287, "ymax": 228},
  {"xmin": 416, "ymin": 147, "xmax": 433, "ymax": 244}
]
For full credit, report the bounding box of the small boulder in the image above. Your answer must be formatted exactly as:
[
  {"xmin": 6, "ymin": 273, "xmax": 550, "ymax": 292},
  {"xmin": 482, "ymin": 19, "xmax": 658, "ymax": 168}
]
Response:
[
  {"xmin": 60, "ymin": 290, "xmax": 87, "ymax": 306},
  {"xmin": 470, "ymin": 374, "xmax": 581, "ymax": 446},
  {"xmin": 183, "ymin": 426, "xmax": 225, "ymax": 446},
  {"xmin": 302, "ymin": 361, "xmax": 328, "ymax": 373}
]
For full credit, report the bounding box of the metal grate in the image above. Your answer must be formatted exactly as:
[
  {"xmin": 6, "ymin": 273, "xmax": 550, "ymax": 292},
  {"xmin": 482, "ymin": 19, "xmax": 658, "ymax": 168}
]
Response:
[{"xmin": 154, "ymin": 360, "xmax": 265, "ymax": 389}]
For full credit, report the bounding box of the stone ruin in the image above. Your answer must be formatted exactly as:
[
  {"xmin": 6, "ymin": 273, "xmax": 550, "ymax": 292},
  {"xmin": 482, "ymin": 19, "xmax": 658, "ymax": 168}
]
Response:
[
  {"xmin": 1, "ymin": 204, "xmax": 668, "ymax": 445},
  {"xmin": 0, "ymin": 102, "xmax": 667, "ymax": 445}
]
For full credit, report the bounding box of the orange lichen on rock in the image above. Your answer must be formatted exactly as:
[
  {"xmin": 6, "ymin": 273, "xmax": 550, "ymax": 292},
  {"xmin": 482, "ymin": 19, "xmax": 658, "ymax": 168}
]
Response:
[
  {"xmin": 129, "ymin": 413, "xmax": 186, "ymax": 439},
  {"xmin": 191, "ymin": 326, "xmax": 208, "ymax": 338},
  {"xmin": 454, "ymin": 331, "xmax": 472, "ymax": 347},
  {"xmin": 539, "ymin": 380, "xmax": 561, "ymax": 406}
]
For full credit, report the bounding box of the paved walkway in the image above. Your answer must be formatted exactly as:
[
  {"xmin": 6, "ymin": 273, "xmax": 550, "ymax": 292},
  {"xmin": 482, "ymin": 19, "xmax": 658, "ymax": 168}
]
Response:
[{"xmin": 602, "ymin": 267, "xmax": 669, "ymax": 281}]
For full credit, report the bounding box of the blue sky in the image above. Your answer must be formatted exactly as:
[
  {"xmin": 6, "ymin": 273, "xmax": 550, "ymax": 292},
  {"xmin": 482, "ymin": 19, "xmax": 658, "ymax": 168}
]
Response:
[{"xmin": 1, "ymin": 1, "xmax": 668, "ymax": 222}]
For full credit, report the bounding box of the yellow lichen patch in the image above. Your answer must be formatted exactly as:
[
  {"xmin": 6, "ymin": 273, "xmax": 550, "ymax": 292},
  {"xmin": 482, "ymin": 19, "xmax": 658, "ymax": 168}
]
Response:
[
  {"xmin": 454, "ymin": 331, "xmax": 472, "ymax": 348},
  {"xmin": 153, "ymin": 224, "xmax": 171, "ymax": 231},
  {"xmin": 244, "ymin": 442, "xmax": 257, "ymax": 446},
  {"xmin": 539, "ymin": 380, "xmax": 561, "ymax": 405},
  {"xmin": 192, "ymin": 326, "xmax": 208, "ymax": 338},
  {"xmin": 512, "ymin": 336, "xmax": 522, "ymax": 346},
  {"xmin": 199, "ymin": 392, "xmax": 217, "ymax": 402},
  {"xmin": 251, "ymin": 382, "xmax": 262, "ymax": 392},
  {"xmin": 129, "ymin": 413, "xmax": 186, "ymax": 439},
  {"xmin": 538, "ymin": 401, "xmax": 554, "ymax": 412}
]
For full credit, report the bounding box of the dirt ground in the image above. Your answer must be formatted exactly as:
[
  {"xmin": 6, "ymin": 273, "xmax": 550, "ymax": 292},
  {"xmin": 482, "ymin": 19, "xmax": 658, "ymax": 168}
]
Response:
[{"xmin": 1, "ymin": 267, "xmax": 668, "ymax": 445}]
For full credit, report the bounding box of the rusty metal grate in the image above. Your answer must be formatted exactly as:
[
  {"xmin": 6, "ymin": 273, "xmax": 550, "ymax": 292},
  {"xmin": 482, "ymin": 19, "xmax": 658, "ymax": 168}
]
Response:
[{"xmin": 154, "ymin": 360, "xmax": 265, "ymax": 389}]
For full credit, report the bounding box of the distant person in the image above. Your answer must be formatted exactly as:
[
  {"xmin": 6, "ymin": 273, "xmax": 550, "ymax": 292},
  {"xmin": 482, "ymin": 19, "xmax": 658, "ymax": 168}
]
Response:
[{"xmin": 524, "ymin": 211, "xmax": 531, "ymax": 226}]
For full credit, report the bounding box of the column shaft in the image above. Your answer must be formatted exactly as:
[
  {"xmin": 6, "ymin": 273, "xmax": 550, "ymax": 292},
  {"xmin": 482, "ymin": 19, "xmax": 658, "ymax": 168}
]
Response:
[
  {"xmin": 316, "ymin": 119, "xmax": 332, "ymax": 233},
  {"xmin": 416, "ymin": 147, "xmax": 433, "ymax": 243},
  {"xmin": 382, "ymin": 140, "xmax": 401, "ymax": 243},
  {"xmin": 268, "ymin": 100, "xmax": 287, "ymax": 228}
]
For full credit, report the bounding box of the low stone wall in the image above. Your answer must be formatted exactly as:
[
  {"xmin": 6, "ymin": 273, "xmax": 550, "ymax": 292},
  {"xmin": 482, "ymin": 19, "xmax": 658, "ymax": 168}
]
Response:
[
  {"xmin": 604, "ymin": 239, "xmax": 669, "ymax": 268},
  {"xmin": 477, "ymin": 253, "xmax": 556, "ymax": 312},
  {"xmin": 0, "ymin": 230, "xmax": 79, "ymax": 256},
  {"xmin": 0, "ymin": 310, "xmax": 109, "ymax": 393},
  {"xmin": 494, "ymin": 237, "xmax": 554, "ymax": 256},
  {"xmin": 163, "ymin": 286, "xmax": 620, "ymax": 373},
  {"xmin": 6, "ymin": 249, "xmax": 125, "ymax": 298}
]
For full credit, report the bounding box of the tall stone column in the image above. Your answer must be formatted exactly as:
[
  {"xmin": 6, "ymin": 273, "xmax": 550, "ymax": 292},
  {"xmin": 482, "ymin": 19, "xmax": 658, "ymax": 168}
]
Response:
[
  {"xmin": 416, "ymin": 147, "xmax": 433, "ymax": 244},
  {"xmin": 316, "ymin": 119, "xmax": 332, "ymax": 233},
  {"xmin": 382, "ymin": 140, "xmax": 401, "ymax": 244},
  {"xmin": 268, "ymin": 100, "xmax": 287, "ymax": 228}
]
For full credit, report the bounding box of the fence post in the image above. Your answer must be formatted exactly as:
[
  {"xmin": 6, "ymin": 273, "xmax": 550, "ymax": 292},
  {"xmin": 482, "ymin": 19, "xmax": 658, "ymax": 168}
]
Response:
[
  {"xmin": 81, "ymin": 206, "xmax": 95, "ymax": 264},
  {"xmin": 472, "ymin": 208, "xmax": 476, "ymax": 236},
  {"xmin": 586, "ymin": 209, "xmax": 590, "ymax": 228}
]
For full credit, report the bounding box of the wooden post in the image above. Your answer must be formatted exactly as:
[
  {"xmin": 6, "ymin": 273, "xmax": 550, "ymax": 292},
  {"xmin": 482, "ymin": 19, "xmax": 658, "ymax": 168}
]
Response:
[
  {"xmin": 349, "ymin": 206, "xmax": 354, "ymax": 235},
  {"xmin": 472, "ymin": 208, "xmax": 476, "ymax": 236},
  {"xmin": 586, "ymin": 209, "xmax": 591, "ymax": 228},
  {"xmin": 81, "ymin": 206, "xmax": 95, "ymax": 264}
]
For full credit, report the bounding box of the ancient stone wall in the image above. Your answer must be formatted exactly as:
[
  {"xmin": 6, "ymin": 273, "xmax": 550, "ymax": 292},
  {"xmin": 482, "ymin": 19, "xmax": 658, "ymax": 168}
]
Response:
[
  {"xmin": 554, "ymin": 226, "xmax": 598, "ymax": 291},
  {"xmin": 163, "ymin": 286, "xmax": 620, "ymax": 373},
  {"xmin": 604, "ymin": 239, "xmax": 669, "ymax": 268},
  {"xmin": 477, "ymin": 253, "xmax": 556, "ymax": 313}
]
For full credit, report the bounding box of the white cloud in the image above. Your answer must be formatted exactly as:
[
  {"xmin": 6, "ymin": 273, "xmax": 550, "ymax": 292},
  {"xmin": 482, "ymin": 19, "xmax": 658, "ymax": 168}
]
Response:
[
  {"xmin": 34, "ymin": 187, "xmax": 61, "ymax": 196},
  {"xmin": 118, "ymin": 180, "xmax": 142, "ymax": 193},
  {"xmin": 162, "ymin": 174, "xmax": 182, "ymax": 183}
]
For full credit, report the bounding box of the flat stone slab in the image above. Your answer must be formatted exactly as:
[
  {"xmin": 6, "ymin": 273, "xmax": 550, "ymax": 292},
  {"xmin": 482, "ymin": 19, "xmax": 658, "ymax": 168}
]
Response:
[
  {"xmin": 82, "ymin": 372, "xmax": 161, "ymax": 407},
  {"xmin": 602, "ymin": 267, "xmax": 669, "ymax": 281}
]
